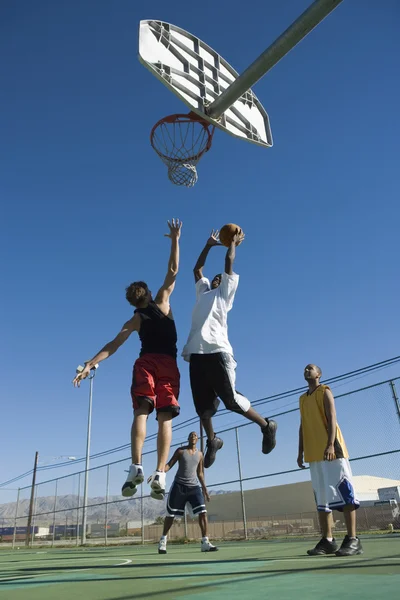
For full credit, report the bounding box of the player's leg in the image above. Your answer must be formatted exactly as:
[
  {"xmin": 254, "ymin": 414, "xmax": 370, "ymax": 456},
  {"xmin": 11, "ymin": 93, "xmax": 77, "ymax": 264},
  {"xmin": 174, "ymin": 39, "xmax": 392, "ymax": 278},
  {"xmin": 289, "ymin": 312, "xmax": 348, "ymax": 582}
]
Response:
[
  {"xmin": 131, "ymin": 407, "xmax": 150, "ymax": 464},
  {"xmin": 122, "ymin": 358, "xmax": 156, "ymax": 497},
  {"xmin": 318, "ymin": 510, "xmax": 334, "ymax": 539},
  {"xmin": 211, "ymin": 353, "xmax": 277, "ymax": 455},
  {"xmin": 307, "ymin": 461, "xmax": 338, "ymax": 555},
  {"xmin": 158, "ymin": 516, "xmax": 174, "ymax": 554},
  {"xmin": 342, "ymin": 505, "xmax": 357, "ymax": 538},
  {"xmin": 150, "ymin": 356, "xmax": 180, "ymax": 499},
  {"xmin": 187, "ymin": 486, "xmax": 218, "ymax": 552},
  {"xmin": 189, "ymin": 355, "xmax": 222, "ymax": 468},
  {"xmin": 158, "ymin": 481, "xmax": 186, "ymax": 553},
  {"xmin": 334, "ymin": 459, "xmax": 362, "ymax": 556}
]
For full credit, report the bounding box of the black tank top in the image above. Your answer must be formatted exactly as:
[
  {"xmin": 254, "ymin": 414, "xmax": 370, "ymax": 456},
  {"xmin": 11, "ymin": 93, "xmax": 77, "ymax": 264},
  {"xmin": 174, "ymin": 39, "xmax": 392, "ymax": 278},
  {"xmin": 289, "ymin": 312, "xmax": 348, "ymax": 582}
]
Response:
[{"xmin": 135, "ymin": 301, "xmax": 177, "ymax": 359}]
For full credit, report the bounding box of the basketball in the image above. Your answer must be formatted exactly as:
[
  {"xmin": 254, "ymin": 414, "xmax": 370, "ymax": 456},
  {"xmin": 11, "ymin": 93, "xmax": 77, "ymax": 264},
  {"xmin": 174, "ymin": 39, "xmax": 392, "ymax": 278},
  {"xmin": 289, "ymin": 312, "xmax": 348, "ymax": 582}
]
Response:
[{"xmin": 219, "ymin": 223, "xmax": 244, "ymax": 247}]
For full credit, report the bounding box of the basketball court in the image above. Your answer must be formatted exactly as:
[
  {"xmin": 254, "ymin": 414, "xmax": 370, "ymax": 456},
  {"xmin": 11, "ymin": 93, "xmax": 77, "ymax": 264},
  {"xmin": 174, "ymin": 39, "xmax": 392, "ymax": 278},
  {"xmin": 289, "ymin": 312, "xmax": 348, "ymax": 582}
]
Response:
[{"xmin": 1, "ymin": 537, "xmax": 399, "ymax": 599}]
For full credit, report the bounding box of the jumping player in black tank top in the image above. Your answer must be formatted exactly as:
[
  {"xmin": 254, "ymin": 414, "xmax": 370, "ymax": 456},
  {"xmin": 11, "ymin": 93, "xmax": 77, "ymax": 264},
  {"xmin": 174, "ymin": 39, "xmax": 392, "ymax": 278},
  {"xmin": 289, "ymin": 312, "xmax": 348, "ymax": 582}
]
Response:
[{"xmin": 72, "ymin": 219, "xmax": 182, "ymax": 500}]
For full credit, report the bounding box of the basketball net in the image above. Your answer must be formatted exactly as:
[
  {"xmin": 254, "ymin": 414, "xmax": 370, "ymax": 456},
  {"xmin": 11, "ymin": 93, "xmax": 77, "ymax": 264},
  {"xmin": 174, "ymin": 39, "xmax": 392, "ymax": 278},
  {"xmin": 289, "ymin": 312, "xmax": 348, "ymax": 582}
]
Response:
[{"xmin": 150, "ymin": 112, "xmax": 215, "ymax": 187}]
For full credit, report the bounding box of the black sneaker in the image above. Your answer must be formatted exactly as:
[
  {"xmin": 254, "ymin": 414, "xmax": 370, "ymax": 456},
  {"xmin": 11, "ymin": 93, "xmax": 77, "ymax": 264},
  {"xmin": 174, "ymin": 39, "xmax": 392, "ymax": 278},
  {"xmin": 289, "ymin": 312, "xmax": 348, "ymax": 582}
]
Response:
[
  {"xmin": 335, "ymin": 535, "xmax": 363, "ymax": 556},
  {"xmin": 262, "ymin": 419, "xmax": 277, "ymax": 454},
  {"xmin": 307, "ymin": 537, "xmax": 338, "ymax": 555},
  {"xmin": 204, "ymin": 436, "xmax": 224, "ymax": 468}
]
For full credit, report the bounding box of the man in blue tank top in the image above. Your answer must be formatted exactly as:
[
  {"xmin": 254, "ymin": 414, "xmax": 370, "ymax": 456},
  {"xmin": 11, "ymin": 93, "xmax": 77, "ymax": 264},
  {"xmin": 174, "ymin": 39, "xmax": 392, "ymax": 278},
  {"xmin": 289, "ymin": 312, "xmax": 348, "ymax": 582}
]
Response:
[
  {"xmin": 157, "ymin": 431, "xmax": 218, "ymax": 553},
  {"xmin": 73, "ymin": 219, "xmax": 182, "ymax": 500}
]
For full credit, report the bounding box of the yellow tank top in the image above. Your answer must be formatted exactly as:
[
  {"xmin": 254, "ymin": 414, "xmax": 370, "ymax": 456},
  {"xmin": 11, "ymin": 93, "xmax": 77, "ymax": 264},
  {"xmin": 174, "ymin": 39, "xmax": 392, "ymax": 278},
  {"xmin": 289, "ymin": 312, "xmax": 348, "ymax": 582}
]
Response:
[{"xmin": 299, "ymin": 384, "xmax": 348, "ymax": 463}]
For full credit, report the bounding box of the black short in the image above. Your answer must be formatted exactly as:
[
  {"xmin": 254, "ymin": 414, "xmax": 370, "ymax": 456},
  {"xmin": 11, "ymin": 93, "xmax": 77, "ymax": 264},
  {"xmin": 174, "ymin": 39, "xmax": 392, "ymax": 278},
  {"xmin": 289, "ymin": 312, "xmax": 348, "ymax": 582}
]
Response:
[
  {"xmin": 167, "ymin": 481, "xmax": 206, "ymax": 517},
  {"xmin": 189, "ymin": 353, "xmax": 250, "ymax": 419}
]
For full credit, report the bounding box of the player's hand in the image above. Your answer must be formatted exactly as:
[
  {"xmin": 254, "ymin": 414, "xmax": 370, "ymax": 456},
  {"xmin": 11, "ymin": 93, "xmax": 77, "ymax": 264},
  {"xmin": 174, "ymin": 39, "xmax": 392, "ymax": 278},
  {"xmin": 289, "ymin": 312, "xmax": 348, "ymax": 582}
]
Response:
[
  {"xmin": 324, "ymin": 444, "xmax": 336, "ymax": 461},
  {"xmin": 232, "ymin": 229, "xmax": 245, "ymax": 246},
  {"xmin": 72, "ymin": 364, "xmax": 91, "ymax": 387},
  {"xmin": 165, "ymin": 218, "xmax": 182, "ymax": 239},
  {"xmin": 297, "ymin": 454, "xmax": 306, "ymax": 469},
  {"xmin": 204, "ymin": 489, "xmax": 211, "ymax": 502},
  {"xmin": 206, "ymin": 229, "xmax": 222, "ymax": 246}
]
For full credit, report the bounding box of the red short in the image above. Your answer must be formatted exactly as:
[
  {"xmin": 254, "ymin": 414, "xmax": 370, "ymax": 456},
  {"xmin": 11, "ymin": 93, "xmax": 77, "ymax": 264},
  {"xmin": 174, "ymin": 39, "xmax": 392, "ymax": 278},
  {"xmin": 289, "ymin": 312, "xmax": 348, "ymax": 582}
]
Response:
[{"xmin": 131, "ymin": 354, "xmax": 180, "ymax": 417}]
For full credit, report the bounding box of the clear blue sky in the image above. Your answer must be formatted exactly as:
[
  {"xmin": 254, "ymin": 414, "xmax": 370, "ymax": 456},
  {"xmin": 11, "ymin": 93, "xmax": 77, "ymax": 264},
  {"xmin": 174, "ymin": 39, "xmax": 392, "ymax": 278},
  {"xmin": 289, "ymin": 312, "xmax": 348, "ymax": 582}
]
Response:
[{"xmin": 1, "ymin": 0, "xmax": 400, "ymax": 505}]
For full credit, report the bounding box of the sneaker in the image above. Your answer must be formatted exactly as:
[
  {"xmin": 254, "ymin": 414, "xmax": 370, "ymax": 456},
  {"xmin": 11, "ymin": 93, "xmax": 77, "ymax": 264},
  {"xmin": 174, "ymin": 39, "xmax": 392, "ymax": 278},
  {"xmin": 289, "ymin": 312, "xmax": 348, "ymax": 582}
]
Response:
[
  {"xmin": 335, "ymin": 535, "xmax": 363, "ymax": 556},
  {"xmin": 204, "ymin": 436, "xmax": 224, "ymax": 468},
  {"xmin": 307, "ymin": 537, "xmax": 338, "ymax": 555},
  {"xmin": 262, "ymin": 419, "xmax": 277, "ymax": 454},
  {"xmin": 201, "ymin": 540, "xmax": 218, "ymax": 552},
  {"xmin": 121, "ymin": 465, "xmax": 144, "ymax": 497},
  {"xmin": 149, "ymin": 471, "xmax": 166, "ymax": 500},
  {"xmin": 158, "ymin": 537, "xmax": 167, "ymax": 554}
]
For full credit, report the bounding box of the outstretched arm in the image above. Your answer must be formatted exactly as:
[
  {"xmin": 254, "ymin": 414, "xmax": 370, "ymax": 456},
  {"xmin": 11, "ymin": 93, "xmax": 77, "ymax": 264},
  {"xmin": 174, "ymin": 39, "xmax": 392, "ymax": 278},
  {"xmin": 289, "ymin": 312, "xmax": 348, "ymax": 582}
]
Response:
[
  {"xmin": 164, "ymin": 448, "xmax": 182, "ymax": 473},
  {"xmin": 193, "ymin": 230, "xmax": 221, "ymax": 282},
  {"xmin": 155, "ymin": 219, "xmax": 182, "ymax": 306},
  {"xmin": 72, "ymin": 314, "xmax": 140, "ymax": 387},
  {"xmin": 225, "ymin": 229, "xmax": 245, "ymax": 275}
]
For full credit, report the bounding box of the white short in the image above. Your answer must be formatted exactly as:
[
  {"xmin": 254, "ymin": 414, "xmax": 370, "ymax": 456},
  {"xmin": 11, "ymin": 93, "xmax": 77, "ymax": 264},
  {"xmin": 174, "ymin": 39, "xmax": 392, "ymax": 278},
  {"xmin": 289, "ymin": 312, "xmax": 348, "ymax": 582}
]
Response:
[{"xmin": 309, "ymin": 458, "xmax": 360, "ymax": 513}]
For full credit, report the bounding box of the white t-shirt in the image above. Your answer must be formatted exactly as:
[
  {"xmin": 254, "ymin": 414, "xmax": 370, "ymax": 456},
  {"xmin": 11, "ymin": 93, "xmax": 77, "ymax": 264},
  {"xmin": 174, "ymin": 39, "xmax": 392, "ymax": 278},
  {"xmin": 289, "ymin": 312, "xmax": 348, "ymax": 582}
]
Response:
[{"xmin": 181, "ymin": 272, "xmax": 239, "ymax": 361}]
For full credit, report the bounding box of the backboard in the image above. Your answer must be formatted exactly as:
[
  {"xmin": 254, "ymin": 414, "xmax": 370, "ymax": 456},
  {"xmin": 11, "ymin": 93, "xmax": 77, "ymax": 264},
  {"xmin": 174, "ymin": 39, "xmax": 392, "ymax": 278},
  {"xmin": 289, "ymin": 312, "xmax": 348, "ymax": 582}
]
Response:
[{"xmin": 138, "ymin": 20, "xmax": 273, "ymax": 148}]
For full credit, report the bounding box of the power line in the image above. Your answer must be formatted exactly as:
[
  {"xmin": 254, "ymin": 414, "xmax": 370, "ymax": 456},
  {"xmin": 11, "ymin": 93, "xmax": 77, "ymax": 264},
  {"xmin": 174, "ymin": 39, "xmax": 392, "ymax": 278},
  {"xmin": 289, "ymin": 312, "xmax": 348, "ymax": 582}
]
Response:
[{"xmin": 1, "ymin": 355, "xmax": 399, "ymax": 489}]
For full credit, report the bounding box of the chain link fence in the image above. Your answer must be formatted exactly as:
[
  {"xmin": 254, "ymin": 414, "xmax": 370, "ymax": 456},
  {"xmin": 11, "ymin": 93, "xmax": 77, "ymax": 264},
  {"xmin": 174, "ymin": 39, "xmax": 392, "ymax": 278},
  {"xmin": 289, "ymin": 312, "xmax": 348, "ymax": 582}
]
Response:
[{"xmin": 1, "ymin": 378, "xmax": 399, "ymax": 547}]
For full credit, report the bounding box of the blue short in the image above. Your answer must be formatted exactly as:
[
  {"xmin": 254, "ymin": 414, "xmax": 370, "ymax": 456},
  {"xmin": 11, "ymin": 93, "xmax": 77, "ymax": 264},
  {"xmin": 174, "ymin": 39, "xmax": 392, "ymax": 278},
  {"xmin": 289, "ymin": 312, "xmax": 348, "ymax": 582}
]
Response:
[{"xmin": 167, "ymin": 481, "xmax": 206, "ymax": 518}]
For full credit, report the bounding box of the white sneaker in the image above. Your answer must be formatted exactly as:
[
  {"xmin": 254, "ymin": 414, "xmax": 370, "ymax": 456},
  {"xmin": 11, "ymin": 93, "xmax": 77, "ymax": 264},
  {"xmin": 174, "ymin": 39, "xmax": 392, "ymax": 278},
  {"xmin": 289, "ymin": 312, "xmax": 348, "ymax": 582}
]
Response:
[
  {"xmin": 121, "ymin": 465, "xmax": 144, "ymax": 497},
  {"xmin": 158, "ymin": 537, "xmax": 167, "ymax": 554},
  {"xmin": 201, "ymin": 540, "xmax": 218, "ymax": 552},
  {"xmin": 149, "ymin": 471, "xmax": 166, "ymax": 500}
]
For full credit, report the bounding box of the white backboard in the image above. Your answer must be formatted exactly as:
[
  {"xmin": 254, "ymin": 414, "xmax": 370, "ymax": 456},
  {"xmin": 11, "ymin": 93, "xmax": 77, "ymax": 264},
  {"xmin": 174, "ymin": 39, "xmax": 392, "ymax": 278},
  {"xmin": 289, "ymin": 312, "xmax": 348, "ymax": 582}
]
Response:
[{"xmin": 139, "ymin": 20, "xmax": 273, "ymax": 148}]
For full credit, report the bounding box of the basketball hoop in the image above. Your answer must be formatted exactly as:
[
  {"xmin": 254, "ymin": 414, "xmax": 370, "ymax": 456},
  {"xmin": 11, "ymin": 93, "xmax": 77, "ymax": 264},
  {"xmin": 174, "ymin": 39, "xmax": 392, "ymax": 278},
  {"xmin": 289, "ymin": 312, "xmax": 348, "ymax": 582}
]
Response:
[{"xmin": 150, "ymin": 112, "xmax": 215, "ymax": 187}]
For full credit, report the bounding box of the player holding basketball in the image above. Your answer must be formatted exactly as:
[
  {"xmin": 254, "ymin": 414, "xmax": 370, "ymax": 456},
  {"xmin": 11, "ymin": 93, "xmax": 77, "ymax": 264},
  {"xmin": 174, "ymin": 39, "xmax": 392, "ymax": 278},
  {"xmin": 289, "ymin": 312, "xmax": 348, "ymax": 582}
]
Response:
[
  {"xmin": 73, "ymin": 219, "xmax": 182, "ymax": 500},
  {"xmin": 298, "ymin": 364, "xmax": 363, "ymax": 556},
  {"xmin": 156, "ymin": 431, "xmax": 218, "ymax": 554},
  {"xmin": 182, "ymin": 229, "xmax": 277, "ymax": 468}
]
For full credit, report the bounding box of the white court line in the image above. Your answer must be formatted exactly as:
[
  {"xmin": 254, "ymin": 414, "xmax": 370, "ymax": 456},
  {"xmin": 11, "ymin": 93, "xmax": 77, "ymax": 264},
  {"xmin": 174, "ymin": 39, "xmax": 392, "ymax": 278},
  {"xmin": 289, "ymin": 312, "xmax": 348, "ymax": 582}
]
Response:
[
  {"xmin": 0, "ymin": 556, "xmax": 130, "ymax": 566},
  {"xmin": 0, "ymin": 557, "xmax": 132, "ymax": 582}
]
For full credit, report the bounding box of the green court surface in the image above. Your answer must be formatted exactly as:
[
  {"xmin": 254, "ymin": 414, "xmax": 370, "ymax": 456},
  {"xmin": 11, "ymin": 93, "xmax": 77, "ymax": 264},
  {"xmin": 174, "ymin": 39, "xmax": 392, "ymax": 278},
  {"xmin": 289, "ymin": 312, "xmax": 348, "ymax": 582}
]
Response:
[{"xmin": 0, "ymin": 537, "xmax": 399, "ymax": 599}]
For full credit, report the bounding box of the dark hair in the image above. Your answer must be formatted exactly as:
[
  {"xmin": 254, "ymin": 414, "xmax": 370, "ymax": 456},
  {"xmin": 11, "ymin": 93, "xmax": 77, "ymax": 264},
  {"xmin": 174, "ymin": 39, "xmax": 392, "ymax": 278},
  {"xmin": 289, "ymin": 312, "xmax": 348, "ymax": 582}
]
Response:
[{"xmin": 125, "ymin": 281, "xmax": 149, "ymax": 307}]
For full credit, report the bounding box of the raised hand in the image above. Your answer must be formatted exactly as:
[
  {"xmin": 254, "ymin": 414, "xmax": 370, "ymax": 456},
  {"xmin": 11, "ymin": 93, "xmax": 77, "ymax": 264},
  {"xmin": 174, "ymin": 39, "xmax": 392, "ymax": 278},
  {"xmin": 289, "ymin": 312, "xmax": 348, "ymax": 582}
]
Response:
[
  {"xmin": 165, "ymin": 218, "xmax": 183, "ymax": 239},
  {"xmin": 206, "ymin": 229, "xmax": 222, "ymax": 246},
  {"xmin": 72, "ymin": 364, "xmax": 91, "ymax": 388},
  {"xmin": 232, "ymin": 229, "xmax": 245, "ymax": 246}
]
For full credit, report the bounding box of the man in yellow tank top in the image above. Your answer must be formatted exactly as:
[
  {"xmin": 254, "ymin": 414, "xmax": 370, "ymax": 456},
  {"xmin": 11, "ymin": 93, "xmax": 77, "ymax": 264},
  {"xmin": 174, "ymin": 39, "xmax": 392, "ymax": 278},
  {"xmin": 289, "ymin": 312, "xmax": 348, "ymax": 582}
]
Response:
[{"xmin": 298, "ymin": 364, "xmax": 363, "ymax": 556}]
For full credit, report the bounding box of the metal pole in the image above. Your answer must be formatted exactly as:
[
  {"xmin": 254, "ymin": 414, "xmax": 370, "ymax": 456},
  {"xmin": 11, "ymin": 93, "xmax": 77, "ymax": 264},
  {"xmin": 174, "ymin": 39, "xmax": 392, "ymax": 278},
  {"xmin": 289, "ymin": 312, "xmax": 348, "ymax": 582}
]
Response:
[
  {"xmin": 76, "ymin": 473, "xmax": 81, "ymax": 546},
  {"xmin": 207, "ymin": 0, "xmax": 344, "ymax": 119},
  {"xmin": 51, "ymin": 480, "xmax": 58, "ymax": 547},
  {"xmin": 184, "ymin": 506, "xmax": 188, "ymax": 539},
  {"xmin": 30, "ymin": 485, "xmax": 37, "ymax": 548},
  {"xmin": 81, "ymin": 370, "xmax": 95, "ymax": 545},
  {"xmin": 26, "ymin": 451, "xmax": 39, "ymax": 547},
  {"xmin": 389, "ymin": 381, "xmax": 400, "ymax": 425},
  {"xmin": 199, "ymin": 419, "xmax": 204, "ymax": 455},
  {"xmin": 12, "ymin": 488, "xmax": 20, "ymax": 550},
  {"xmin": 141, "ymin": 485, "xmax": 145, "ymax": 545},
  {"xmin": 105, "ymin": 465, "xmax": 110, "ymax": 546},
  {"xmin": 235, "ymin": 428, "xmax": 248, "ymax": 540}
]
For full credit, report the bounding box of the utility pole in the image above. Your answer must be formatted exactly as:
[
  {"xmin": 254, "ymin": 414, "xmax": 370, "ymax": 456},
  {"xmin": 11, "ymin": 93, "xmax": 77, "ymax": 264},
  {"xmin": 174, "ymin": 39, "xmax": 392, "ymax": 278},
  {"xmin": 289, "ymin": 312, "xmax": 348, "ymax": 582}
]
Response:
[{"xmin": 26, "ymin": 451, "xmax": 39, "ymax": 547}]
